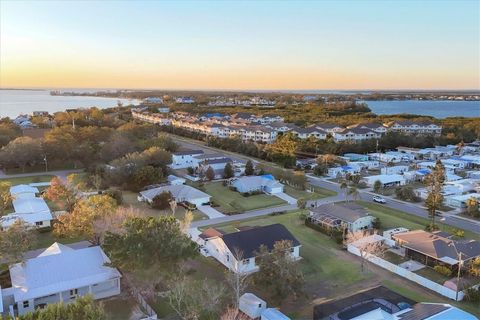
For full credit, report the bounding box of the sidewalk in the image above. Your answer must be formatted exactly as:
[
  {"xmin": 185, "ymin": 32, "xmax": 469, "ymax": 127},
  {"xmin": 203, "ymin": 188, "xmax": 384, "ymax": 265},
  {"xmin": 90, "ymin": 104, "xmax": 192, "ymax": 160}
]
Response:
[{"xmin": 0, "ymin": 169, "xmax": 84, "ymax": 180}]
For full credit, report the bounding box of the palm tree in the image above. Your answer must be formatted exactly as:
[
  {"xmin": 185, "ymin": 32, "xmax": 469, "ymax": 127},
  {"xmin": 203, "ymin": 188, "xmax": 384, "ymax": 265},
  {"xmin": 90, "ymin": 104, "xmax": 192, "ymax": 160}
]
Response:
[
  {"xmin": 348, "ymin": 187, "xmax": 360, "ymax": 202},
  {"xmin": 340, "ymin": 180, "xmax": 348, "ymax": 202}
]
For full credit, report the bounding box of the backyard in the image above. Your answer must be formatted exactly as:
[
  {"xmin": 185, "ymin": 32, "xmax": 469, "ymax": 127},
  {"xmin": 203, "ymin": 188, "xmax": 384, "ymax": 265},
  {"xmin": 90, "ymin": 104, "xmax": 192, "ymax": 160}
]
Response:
[{"xmin": 200, "ymin": 181, "xmax": 286, "ymax": 214}]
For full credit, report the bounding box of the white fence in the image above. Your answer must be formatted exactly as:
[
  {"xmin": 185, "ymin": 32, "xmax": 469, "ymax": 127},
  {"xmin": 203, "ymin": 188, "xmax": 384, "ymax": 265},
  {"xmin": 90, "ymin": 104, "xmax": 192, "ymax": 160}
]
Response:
[{"xmin": 347, "ymin": 244, "xmax": 465, "ymax": 301}]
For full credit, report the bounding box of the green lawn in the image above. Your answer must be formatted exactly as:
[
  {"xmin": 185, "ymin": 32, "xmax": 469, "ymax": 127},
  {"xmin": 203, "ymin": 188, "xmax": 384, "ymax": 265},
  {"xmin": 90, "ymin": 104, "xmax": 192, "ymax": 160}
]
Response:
[
  {"xmin": 357, "ymin": 201, "xmax": 480, "ymax": 241},
  {"xmin": 34, "ymin": 231, "xmax": 86, "ymax": 250},
  {"xmin": 284, "ymin": 185, "xmax": 336, "ymax": 200},
  {"xmin": 0, "ymin": 175, "xmax": 54, "ymax": 186},
  {"xmin": 383, "ymin": 251, "xmax": 408, "ymax": 265},
  {"xmin": 201, "ymin": 182, "xmax": 286, "ymax": 214}
]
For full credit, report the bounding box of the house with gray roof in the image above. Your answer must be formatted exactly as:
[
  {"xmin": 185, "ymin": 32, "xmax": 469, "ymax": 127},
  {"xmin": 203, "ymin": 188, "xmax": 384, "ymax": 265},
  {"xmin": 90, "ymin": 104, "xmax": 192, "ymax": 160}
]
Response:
[
  {"xmin": 198, "ymin": 224, "xmax": 301, "ymax": 273},
  {"xmin": 231, "ymin": 174, "xmax": 284, "ymax": 194},
  {"xmin": 138, "ymin": 184, "xmax": 211, "ymax": 207},
  {"xmin": 392, "ymin": 230, "xmax": 480, "ymax": 270},
  {"xmin": 308, "ymin": 203, "xmax": 376, "ymax": 232}
]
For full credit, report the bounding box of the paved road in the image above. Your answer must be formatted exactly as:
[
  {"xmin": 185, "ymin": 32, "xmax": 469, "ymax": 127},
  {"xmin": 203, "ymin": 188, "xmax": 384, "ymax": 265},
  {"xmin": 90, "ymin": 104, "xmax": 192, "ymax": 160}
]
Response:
[
  {"xmin": 307, "ymin": 175, "xmax": 480, "ymax": 234},
  {"xmin": 191, "ymin": 204, "xmax": 297, "ymax": 228},
  {"xmin": 0, "ymin": 169, "xmax": 84, "ymax": 182}
]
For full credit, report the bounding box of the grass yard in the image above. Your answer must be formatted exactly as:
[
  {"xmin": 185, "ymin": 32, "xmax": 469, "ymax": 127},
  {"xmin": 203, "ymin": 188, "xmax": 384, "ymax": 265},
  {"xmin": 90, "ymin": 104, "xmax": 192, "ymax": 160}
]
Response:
[
  {"xmin": 284, "ymin": 185, "xmax": 337, "ymax": 200},
  {"xmin": 206, "ymin": 210, "xmax": 372, "ymax": 317},
  {"xmin": 121, "ymin": 191, "xmax": 208, "ymax": 221},
  {"xmin": 383, "ymin": 251, "xmax": 408, "ymax": 265},
  {"xmin": 0, "ymin": 174, "xmax": 54, "ymax": 186},
  {"xmin": 414, "ymin": 268, "xmax": 450, "ymax": 285},
  {"xmin": 201, "ymin": 181, "xmax": 286, "ymax": 214},
  {"xmin": 357, "ymin": 201, "xmax": 480, "ymax": 241},
  {"xmin": 34, "ymin": 230, "xmax": 86, "ymax": 250}
]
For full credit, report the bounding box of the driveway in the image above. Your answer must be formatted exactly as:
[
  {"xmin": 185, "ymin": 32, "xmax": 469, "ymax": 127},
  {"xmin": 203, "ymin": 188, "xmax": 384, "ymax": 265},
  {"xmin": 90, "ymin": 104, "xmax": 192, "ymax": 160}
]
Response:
[
  {"xmin": 197, "ymin": 205, "xmax": 226, "ymax": 219},
  {"xmin": 274, "ymin": 192, "xmax": 297, "ymax": 204}
]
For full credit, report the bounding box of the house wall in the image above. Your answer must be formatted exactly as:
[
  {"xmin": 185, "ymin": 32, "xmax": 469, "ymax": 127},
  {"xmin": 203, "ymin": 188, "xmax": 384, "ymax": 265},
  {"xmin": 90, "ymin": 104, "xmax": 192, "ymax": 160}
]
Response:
[
  {"xmin": 171, "ymin": 155, "xmax": 199, "ymax": 169},
  {"xmin": 350, "ymin": 216, "xmax": 375, "ymax": 231},
  {"xmin": 15, "ymin": 278, "xmax": 121, "ymax": 316}
]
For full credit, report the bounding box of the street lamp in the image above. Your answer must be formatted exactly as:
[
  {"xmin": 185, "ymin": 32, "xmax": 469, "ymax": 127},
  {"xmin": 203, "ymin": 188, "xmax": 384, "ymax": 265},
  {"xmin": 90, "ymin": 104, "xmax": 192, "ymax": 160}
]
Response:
[{"xmin": 448, "ymin": 241, "xmax": 464, "ymax": 301}]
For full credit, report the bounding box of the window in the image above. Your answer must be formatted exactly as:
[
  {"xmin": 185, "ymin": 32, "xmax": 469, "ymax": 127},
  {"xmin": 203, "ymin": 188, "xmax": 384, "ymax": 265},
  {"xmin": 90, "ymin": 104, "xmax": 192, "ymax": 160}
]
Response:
[
  {"xmin": 23, "ymin": 301, "xmax": 29, "ymax": 308},
  {"xmin": 226, "ymin": 254, "xmax": 230, "ymax": 262},
  {"xmin": 290, "ymin": 247, "xmax": 295, "ymax": 253},
  {"xmin": 70, "ymin": 289, "xmax": 78, "ymax": 297},
  {"xmin": 35, "ymin": 221, "xmax": 43, "ymax": 226},
  {"xmin": 243, "ymin": 259, "xmax": 249, "ymax": 265}
]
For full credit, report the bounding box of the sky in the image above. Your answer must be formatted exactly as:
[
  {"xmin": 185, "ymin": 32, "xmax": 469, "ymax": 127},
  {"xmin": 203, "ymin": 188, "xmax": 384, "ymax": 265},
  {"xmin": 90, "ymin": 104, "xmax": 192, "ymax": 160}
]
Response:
[{"xmin": 0, "ymin": 0, "xmax": 479, "ymax": 91}]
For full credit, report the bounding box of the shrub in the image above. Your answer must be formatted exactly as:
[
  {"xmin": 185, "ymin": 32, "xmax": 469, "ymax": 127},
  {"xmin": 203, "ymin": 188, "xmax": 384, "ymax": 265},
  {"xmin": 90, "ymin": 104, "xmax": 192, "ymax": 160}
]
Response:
[
  {"xmin": 464, "ymin": 287, "xmax": 480, "ymax": 302},
  {"xmin": 103, "ymin": 189, "xmax": 123, "ymax": 205},
  {"xmin": 186, "ymin": 167, "xmax": 194, "ymax": 175},
  {"xmin": 305, "ymin": 219, "xmax": 344, "ymax": 244},
  {"xmin": 433, "ymin": 265, "xmax": 452, "ymax": 277},
  {"xmin": 151, "ymin": 191, "xmax": 172, "ymax": 210}
]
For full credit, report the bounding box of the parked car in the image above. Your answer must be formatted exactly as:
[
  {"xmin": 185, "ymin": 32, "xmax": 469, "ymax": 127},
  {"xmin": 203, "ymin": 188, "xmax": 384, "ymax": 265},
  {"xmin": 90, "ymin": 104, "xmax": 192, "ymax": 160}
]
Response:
[{"xmin": 373, "ymin": 195, "xmax": 386, "ymax": 204}]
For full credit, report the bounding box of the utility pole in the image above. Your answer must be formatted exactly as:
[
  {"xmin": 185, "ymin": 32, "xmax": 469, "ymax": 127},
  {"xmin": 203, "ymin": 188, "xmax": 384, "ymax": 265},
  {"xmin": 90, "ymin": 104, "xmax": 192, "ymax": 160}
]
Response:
[{"xmin": 44, "ymin": 154, "xmax": 48, "ymax": 172}]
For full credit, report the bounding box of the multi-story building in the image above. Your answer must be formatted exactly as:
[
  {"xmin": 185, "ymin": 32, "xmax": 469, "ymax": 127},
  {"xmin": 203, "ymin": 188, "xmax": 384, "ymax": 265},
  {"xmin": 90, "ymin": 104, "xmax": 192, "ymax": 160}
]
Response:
[
  {"xmin": 333, "ymin": 128, "xmax": 381, "ymax": 142},
  {"xmin": 385, "ymin": 120, "xmax": 442, "ymax": 136}
]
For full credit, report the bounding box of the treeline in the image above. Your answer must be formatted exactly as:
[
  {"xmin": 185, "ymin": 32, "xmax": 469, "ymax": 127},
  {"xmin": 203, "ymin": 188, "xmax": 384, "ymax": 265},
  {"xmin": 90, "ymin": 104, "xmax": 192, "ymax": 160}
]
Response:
[{"xmin": 0, "ymin": 120, "xmax": 176, "ymax": 176}]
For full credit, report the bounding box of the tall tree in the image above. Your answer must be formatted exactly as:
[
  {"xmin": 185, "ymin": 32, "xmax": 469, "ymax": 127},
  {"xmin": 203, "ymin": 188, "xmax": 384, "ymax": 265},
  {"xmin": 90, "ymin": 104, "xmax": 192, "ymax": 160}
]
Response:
[
  {"xmin": 44, "ymin": 176, "xmax": 79, "ymax": 212},
  {"xmin": 205, "ymin": 166, "xmax": 215, "ymax": 181},
  {"xmin": 0, "ymin": 136, "xmax": 43, "ymax": 172},
  {"xmin": 340, "ymin": 180, "xmax": 348, "ymax": 202},
  {"xmin": 253, "ymin": 240, "xmax": 304, "ymax": 300},
  {"xmin": 244, "ymin": 160, "xmax": 254, "ymax": 176},
  {"xmin": 151, "ymin": 191, "xmax": 172, "ymax": 210},
  {"xmin": 0, "ymin": 220, "xmax": 36, "ymax": 265},
  {"xmin": 348, "ymin": 186, "xmax": 360, "ymax": 201},
  {"xmin": 103, "ymin": 216, "xmax": 198, "ymax": 271},
  {"xmin": 223, "ymin": 162, "xmax": 235, "ymax": 179},
  {"xmin": 54, "ymin": 194, "xmax": 117, "ymax": 244},
  {"xmin": 373, "ymin": 180, "xmax": 382, "ymax": 194},
  {"xmin": 424, "ymin": 160, "xmax": 445, "ymax": 230},
  {"xmin": 0, "ymin": 181, "xmax": 13, "ymax": 216}
]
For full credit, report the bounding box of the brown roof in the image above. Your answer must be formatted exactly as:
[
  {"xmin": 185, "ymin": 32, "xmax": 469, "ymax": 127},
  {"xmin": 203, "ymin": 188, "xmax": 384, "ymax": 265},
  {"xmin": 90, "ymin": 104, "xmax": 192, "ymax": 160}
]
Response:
[
  {"xmin": 199, "ymin": 228, "xmax": 224, "ymax": 239},
  {"xmin": 393, "ymin": 230, "xmax": 480, "ymax": 263}
]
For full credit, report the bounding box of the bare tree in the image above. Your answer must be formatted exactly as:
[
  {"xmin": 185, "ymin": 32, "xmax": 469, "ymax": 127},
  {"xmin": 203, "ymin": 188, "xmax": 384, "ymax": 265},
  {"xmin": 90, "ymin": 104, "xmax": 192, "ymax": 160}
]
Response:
[
  {"xmin": 344, "ymin": 230, "xmax": 385, "ymax": 272},
  {"xmin": 169, "ymin": 199, "xmax": 177, "ymax": 216},
  {"xmin": 91, "ymin": 174, "xmax": 103, "ymax": 192},
  {"xmin": 180, "ymin": 210, "xmax": 193, "ymax": 233},
  {"xmin": 225, "ymin": 248, "xmax": 250, "ymax": 309},
  {"xmin": 93, "ymin": 206, "xmax": 141, "ymax": 244},
  {"xmin": 167, "ymin": 274, "xmax": 225, "ymax": 320}
]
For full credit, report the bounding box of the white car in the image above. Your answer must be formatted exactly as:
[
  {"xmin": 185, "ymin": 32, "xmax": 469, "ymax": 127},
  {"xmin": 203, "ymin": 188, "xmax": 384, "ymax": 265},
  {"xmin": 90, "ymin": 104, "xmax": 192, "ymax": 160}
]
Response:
[{"xmin": 373, "ymin": 195, "xmax": 386, "ymax": 204}]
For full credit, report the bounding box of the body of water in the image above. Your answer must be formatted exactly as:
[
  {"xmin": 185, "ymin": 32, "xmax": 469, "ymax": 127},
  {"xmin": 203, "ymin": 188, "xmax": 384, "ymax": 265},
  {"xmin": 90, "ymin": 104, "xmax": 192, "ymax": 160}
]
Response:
[
  {"xmin": 363, "ymin": 100, "xmax": 479, "ymax": 118},
  {"xmin": 0, "ymin": 90, "xmax": 139, "ymax": 118}
]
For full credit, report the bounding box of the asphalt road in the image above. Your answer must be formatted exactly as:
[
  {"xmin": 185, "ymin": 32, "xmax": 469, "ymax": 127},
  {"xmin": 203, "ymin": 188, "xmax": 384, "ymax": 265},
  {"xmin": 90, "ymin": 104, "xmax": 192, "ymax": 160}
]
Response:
[
  {"xmin": 307, "ymin": 175, "xmax": 480, "ymax": 234},
  {"xmin": 170, "ymin": 134, "xmax": 480, "ymax": 234}
]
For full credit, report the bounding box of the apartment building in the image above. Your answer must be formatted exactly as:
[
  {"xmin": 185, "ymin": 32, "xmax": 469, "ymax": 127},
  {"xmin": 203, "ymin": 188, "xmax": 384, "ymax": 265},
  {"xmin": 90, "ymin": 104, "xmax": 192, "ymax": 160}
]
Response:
[
  {"xmin": 333, "ymin": 128, "xmax": 381, "ymax": 142},
  {"xmin": 385, "ymin": 120, "xmax": 442, "ymax": 136}
]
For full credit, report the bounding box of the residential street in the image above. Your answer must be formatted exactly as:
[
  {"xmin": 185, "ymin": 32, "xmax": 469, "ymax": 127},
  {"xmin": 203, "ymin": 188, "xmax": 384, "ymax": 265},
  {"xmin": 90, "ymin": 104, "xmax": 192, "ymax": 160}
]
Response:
[{"xmin": 171, "ymin": 134, "xmax": 480, "ymax": 234}]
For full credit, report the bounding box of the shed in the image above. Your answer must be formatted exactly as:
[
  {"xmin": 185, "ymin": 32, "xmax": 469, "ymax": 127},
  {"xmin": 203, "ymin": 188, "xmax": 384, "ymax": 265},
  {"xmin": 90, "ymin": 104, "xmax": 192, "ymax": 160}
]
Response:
[
  {"xmin": 239, "ymin": 293, "xmax": 266, "ymax": 319},
  {"xmin": 261, "ymin": 308, "xmax": 290, "ymax": 320}
]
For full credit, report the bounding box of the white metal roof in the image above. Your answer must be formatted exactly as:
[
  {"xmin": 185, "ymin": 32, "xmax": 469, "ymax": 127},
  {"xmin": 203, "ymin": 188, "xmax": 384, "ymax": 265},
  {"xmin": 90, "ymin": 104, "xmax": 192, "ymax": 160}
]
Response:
[
  {"xmin": 9, "ymin": 243, "xmax": 121, "ymax": 302},
  {"xmin": 0, "ymin": 211, "xmax": 53, "ymax": 228},
  {"xmin": 140, "ymin": 185, "xmax": 210, "ymax": 202},
  {"xmin": 12, "ymin": 198, "xmax": 50, "ymax": 214},
  {"xmin": 10, "ymin": 184, "xmax": 39, "ymax": 196}
]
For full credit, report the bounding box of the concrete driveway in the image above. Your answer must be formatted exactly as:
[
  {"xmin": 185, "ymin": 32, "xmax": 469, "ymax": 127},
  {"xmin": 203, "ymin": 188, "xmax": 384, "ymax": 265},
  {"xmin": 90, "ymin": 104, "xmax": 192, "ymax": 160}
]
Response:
[
  {"xmin": 198, "ymin": 205, "xmax": 226, "ymax": 219},
  {"xmin": 274, "ymin": 192, "xmax": 297, "ymax": 204}
]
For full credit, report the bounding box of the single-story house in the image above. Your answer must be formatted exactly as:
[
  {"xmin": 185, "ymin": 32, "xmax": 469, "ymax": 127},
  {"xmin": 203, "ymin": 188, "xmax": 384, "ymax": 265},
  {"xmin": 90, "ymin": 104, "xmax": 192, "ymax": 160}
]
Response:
[
  {"xmin": 343, "ymin": 153, "xmax": 369, "ymax": 162},
  {"xmin": 9, "ymin": 185, "xmax": 39, "ymax": 199},
  {"xmin": 261, "ymin": 308, "xmax": 291, "ymax": 320},
  {"xmin": 167, "ymin": 175, "xmax": 186, "ymax": 185},
  {"xmin": 198, "ymin": 224, "xmax": 301, "ymax": 273},
  {"xmin": 138, "ymin": 184, "xmax": 211, "ymax": 207},
  {"xmin": 231, "ymin": 174, "xmax": 284, "ymax": 194},
  {"xmin": 170, "ymin": 149, "xmax": 204, "ymax": 169},
  {"xmin": 0, "ymin": 197, "xmax": 53, "ymax": 229},
  {"xmin": 308, "ymin": 202, "xmax": 376, "ymax": 232},
  {"xmin": 199, "ymin": 157, "xmax": 233, "ymax": 178},
  {"xmin": 380, "ymin": 165, "xmax": 409, "ymax": 175},
  {"xmin": 392, "ymin": 230, "xmax": 480, "ymax": 270},
  {"xmin": 327, "ymin": 165, "xmax": 361, "ymax": 178},
  {"xmin": 444, "ymin": 193, "xmax": 480, "ymax": 209},
  {"xmin": 362, "ymin": 174, "xmax": 406, "ymax": 188},
  {"xmin": 0, "ymin": 242, "xmax": 121, "ymax": 316}
]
